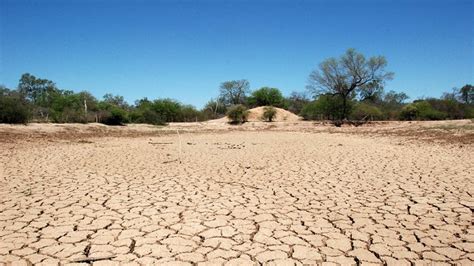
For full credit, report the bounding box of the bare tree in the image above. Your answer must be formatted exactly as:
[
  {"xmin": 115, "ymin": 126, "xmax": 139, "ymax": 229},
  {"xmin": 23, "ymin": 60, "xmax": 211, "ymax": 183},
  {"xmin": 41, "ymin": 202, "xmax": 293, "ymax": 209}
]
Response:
[
  {"xmin": 307, "ymin": 49, "xmax": 394, "ymax": 119},
  {"xmin": 219, "ymin": 79, "xmax": 250, "ymax": 105}
]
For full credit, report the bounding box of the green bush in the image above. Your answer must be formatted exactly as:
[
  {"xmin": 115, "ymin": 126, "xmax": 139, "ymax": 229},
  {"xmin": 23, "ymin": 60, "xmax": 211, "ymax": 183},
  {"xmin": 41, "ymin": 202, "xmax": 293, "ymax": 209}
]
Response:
[
  {"xmin": 100, "ymin": 106, "xmax": 128, "ymax": 125},
  {"xmin": 226, "ymin": 104, "xmax": 249, "ymax": 124},
  {"xmin": 399, "ymin": 105, "xmax": 419, "ymax": 121},
  {"xmin": 261, "ymin": 106, "xmax": 277, "ymax": 122},
  {"xmin": 400, "ymin": 101, "xmax": 448, "ymax": 121},
  {"xmin": 0, "ymin": 95, "xmax": 30, "ymax": 124},
  {"xmin": 350, "ymin": 103, "xmax": 383, "ymax": 120},
  {"xmin": 247, "ymin": 87, "xmax": 286, "ymax": 108},
  {"xmin": 131, "ymin": 108, "xmax": 165, "ymax": 125},
  {"xmin": 300, "ymin": 94, "xmax": 349, "ymax": 120}
]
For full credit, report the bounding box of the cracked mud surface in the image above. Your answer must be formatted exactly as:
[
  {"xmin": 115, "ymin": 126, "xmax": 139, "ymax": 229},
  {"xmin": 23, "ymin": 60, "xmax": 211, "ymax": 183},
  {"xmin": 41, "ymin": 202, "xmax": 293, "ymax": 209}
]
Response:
[{"xmin": 1, "ymin": 130, "xmax": 473, "ymax": 265}]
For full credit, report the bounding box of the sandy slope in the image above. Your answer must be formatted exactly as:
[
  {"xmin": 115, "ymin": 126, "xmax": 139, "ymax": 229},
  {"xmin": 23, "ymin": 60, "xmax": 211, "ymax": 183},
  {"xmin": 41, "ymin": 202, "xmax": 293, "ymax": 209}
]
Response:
[
  {"xmin": 0, "ymin": 121, "xmax": 473, "ymax": 264},
  {"xmin": 211, "ymin": 106, "xmax": 301, "ymax": 122}
]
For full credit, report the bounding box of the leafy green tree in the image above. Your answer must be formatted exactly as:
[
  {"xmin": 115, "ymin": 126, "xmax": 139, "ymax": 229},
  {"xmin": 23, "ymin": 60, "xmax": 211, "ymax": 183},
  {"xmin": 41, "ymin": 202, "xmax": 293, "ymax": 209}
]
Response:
[
  {"xmin": 130, "ymin": 98, "xmax": 165, "ymax": 125},
  {"xmin": 459, "ymin": 84, "xmax": 473, "ymax": 104},
  {"xmin": 49, "ymin": 90, "xmax": 98, "ymax": 123},
  {"xmin": 0, "ymin": 86, "xmax": 30, "ymax": 124},
  {"xmin": 300, "ymin": 94, "xmax": 348, "ymax": 120},
  {"xmin": 247, "ymin": 87, "xmax": 285, "ymax": 108},
  {"xmin": 150, "ymin": 99, "xmax": 184, "ymax": 122},
  {"xmin": 17, "ymin": 73, "xmax": 60, "ymax": 119},
  {"xmin": 219, "ymin": 80, "xmax": 250, "ymax": 105},
  {"xmin": 18, "ymin": 73, "xmax": 58, "ymax": 105},
  {"xmin": 103, "ymin": 93, "xmax": 129, "ymax": 109},
  {"xmin": 307, "ymin": 49, "xmax": 393, "ymax": 120},
  {"xmin": 97, "ymin": 94, "xmax": 129, "ymax": 125},
  {"xmin": 131, "ymin": 98, "xmax": 203, "ymax": 124}
]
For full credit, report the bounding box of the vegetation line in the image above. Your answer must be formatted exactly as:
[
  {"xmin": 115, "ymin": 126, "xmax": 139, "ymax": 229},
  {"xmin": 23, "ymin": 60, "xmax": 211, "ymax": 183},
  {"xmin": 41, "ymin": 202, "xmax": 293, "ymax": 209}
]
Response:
[{"xmin": 1, "ymin": 49, "xmax": 472, "ymax": 125}]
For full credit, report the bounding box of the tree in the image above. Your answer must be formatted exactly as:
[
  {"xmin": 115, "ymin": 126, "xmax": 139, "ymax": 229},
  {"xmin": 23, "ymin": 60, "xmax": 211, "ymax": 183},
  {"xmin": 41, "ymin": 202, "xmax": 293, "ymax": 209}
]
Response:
[
  {"xmin": 248, "ymin": 87, "xmax": 285, "ymax": 107},
  {"xmin": 383, "ymin": 90, "xmax": 409, "ymax": 106},
  {"xmin": 359, "ymin": 80, "xmax": 384, "ymax": 103},
  {"xmin": 286, "ymin": 91, "xmax": 310, "ymax": 114},
  {"xmin": 0, "ymin": 86, "xmax": 30, "ymax": 124},
  {"xmin": 219, "ymin": 80, "xmax": 250, "ymax": 105},
  {"xmin": 17, "ymin": 73, "xmax": 60, "ymax": 119},
  {"xmin": 103, "ymin": 93, "xmax": 129, "ymax": 109},
  {"xmin": 202, "ymin": 98, "xmax": 227, "ymax": 119},
  {"xmin": 459, "ymin": 84, "xmax": 473, "ymax": 104},
  {"xmin": 307, "ymin": 49, "xmax": 393, "ymax": 120},
  {"xmin": 378, "ymin": 90, "xmax": 409, "ymax": 120},
  {"xmin": 300, "ymin": 94, "xmax": 348, "ymax": 121}
]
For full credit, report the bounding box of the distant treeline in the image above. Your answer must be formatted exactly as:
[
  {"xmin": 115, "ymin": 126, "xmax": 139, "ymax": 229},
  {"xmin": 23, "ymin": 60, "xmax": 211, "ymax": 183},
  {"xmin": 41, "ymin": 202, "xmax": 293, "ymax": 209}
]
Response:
[{"xmin": 1, "ymin": 50, "xmax": 473, "ymax": 125}]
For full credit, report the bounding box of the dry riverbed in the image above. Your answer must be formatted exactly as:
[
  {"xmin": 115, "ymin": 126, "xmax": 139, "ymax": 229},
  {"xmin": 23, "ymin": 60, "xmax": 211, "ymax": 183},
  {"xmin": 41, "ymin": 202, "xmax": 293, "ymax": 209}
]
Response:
[{"xmin": 0, "ymin": 121, "xmax": 473, "ymax": 265}]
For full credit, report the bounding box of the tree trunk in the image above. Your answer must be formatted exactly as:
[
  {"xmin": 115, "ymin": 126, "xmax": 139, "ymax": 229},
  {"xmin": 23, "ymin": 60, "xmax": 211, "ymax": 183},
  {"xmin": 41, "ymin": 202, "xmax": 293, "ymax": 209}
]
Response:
[{"xmin": 342, "ymin": 96, "xmax": 347, "ymax": 120}]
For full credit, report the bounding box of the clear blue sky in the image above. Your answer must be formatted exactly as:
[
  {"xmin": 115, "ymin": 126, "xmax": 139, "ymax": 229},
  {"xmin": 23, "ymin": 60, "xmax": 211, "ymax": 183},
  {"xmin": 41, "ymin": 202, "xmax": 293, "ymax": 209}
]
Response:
[{"xmin": 1, "ymin": 0, "xmax": 473, "ymax": 108}]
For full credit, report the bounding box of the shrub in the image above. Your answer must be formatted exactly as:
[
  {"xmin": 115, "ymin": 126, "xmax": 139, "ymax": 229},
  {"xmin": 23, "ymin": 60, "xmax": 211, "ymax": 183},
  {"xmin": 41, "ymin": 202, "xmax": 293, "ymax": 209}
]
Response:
[
  {"xmin": 100, "ymin": 106, "xmax": 128, "ymax": 125},
  {"xmin": 131, "ymin": 108, "xmax": 165, "ymax": 125},
  {"xmin": 261, "ymin": 106, "xmax": 277, "ymax": 122},
  {"xmin": 400, "ymin": 101, "xmax": 448, "ymax": 121},
  {"xmin": 350, "ymin": 103, "xmax": 383, "ymax": 120},
  {"xmin": 226, "ymin": 104, "xmax": 249, "ymax": 124},
  {"xmin": 300, "ymin": 94, "xmax": 349, "ymax": 121},
  {"xmin": 399, "ymin": 104, "xmax": 418, "ymax": 121},
  {"xmin": 0, "ymin": 95, "xmax": 30, "ymax": 124}
]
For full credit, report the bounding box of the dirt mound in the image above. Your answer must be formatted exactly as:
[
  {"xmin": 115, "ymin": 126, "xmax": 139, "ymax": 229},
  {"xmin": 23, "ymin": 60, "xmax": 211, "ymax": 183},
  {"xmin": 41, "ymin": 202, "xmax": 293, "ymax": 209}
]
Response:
[
  {"xmin": 210, "ymin": 106, "xmax": 302, "ymax": 122},
  {"xmin": 246, "ymin": 106, "xmax": 301, "ymax": 121}
]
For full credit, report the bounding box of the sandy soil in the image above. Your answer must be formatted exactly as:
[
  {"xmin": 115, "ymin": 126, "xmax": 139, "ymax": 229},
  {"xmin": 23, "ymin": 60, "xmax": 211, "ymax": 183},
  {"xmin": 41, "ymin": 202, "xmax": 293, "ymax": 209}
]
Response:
[
  {"xmin": 212, "ymin": 107, "xmax": 301, "ymax": 122},
  {"xmin": 0, "ymin": 121, "xmax": 473, "ymax": 265}
]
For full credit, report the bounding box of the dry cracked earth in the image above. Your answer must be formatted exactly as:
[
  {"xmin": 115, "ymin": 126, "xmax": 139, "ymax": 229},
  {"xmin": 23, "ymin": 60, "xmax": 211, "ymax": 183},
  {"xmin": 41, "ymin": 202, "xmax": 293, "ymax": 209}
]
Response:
[{"xmin": 0, "ymin": 130, "xmax": 473, "ymax": 265}]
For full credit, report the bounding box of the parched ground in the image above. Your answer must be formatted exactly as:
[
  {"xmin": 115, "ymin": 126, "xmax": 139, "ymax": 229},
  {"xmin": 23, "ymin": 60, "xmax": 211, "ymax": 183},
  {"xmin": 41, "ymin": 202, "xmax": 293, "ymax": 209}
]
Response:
[{"xmin": 0, "ymin": 121, "xmax": 473, "ymax": 265}]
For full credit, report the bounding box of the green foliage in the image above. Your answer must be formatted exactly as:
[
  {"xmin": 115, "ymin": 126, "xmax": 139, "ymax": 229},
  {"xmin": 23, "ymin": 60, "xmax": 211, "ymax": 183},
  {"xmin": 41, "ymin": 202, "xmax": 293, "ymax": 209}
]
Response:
[
  {"xmin": 18, "ymin": 73, "xmax": 59, "ymax": 108},
  {"xmin": 300, "ymin": 94, "xmax": 349, "ymax": 121},
  {"xmin": 48, "ymin": 91, "xmax": 98, "ymax": 123},
  {"xmin": 459, "ymin": 84, "xmax": 473, "ymax": 104},
  {"xmin": 261, "ymin": 106, "xmax": 277, "ymax": 122},
  {"xmin": 400, "ymin": 101, "xmax": 448, "ymax": 121},
  {"xmin": 307, "ymin": 49, "xmax": 393, "ymax": 119},
  {"xmin": 399, "ymin": 105, "xmax": 418, "ymax": 121},
  {"xmin": 426, "ymin": 98, "xmax": 468, "ymax": 119},
  {"xmin": 98, "ymin": 103, "xmax": 129, "ymax": 125},
  {"xmin": 378, "ymin": 90, "xmax": 409, "ymax": 120},
  {"xmin": 248, "ymin": 87, "xmax": 285, "ymax": 108},
  {"xmin": 0, "ymin": 88, "xmax": 30, "ymax": 124},
  {"xmin": 350, "ymin": 103, "xmax": 383, "ymax": 120},
  {"xmin": 226, "ymin": 104, "xmax": 249, "ymax": 124},
  {"xmin": 130, "ymin": 98, "xmax": 203, "ymax": 125},
  {"xmin": 3, "ymin": 72, "xmax": 473, "ymax": 126}
]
